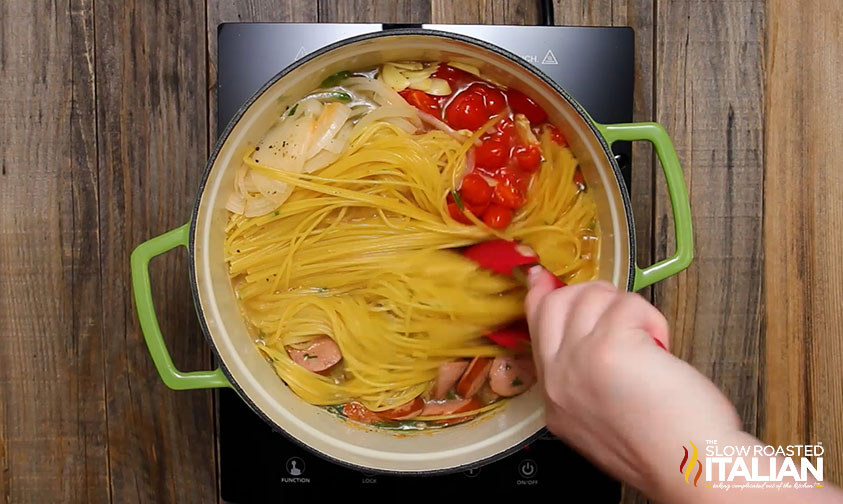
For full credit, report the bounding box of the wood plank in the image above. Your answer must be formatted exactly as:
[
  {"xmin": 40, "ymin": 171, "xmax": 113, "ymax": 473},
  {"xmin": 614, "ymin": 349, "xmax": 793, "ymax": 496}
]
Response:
[
  {"xmin": 653, "ymin": 0, "xmax": 765, "ymax": 437},
  {"xmin": 319, "ymin": 0, "xmax": 431, "ymax": 23},
  {"xmin": 764, "ymin": 0, "xmax": 843, "ymax": 485},
  {"xmin": 94, "ymin": 0, "xmax": 216, "ymax": 501},
  {"xmin": 0, "ymin": 0, "xmax": 108, "ymax": 501},
  {"xmin": 430, "ymin": 0, "xmax": 539, "ymax": 24}
]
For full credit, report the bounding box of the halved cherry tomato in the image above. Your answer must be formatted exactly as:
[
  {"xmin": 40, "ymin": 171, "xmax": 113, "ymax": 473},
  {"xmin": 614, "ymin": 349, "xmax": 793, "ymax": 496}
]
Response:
[
  {"xmin": 506, "ymin": 88, "xmax": 548, "ymax": 124},
  {"xmin": 475, "ymin": 135, "xmax": 508, "ymax": 169},
  {"xmin": 456, "ymin": 357, "xmax": 493, "ymax": 398},
  {"xmin": 447, "ymin": 202, "xmax": 473, "ymax": 224},
  {"xmin": 342, "ymin": 402, "xmax": 383, "ymax": 424},
  {"xmin": 467, "ymin": 83, "xmax": 506, "ymax": 114},
  {"xmin": 380, "ymin": 397, "xmax": 425, "ymax": 421},
  {"xmin": 573, "ymin": 169, "xmax": 585, "ymax": 190},
  {"xmin": 514, "ymin": 144, "xmax": 542, "ymax": 173},
  {"xmin": 492, "ymin": 175, "xmax": 525, "ymax": 209},
  {"xmin": 460, "ymin": 173, "xmax": 493, "ymax": 206},
  {"xmin": 483, "ymin": 204, "xmax": 514, "ymax": 229},
  {"xmin": 400, "ymin": 89, "xmax": 441, "ymax": 115},
  {"xmin": 548, "ymin": 125, "xmax": 568, "ymax": 146},
  {"xmin": 432, "ymin": 64, "xmax": 473, "ymax": 88},
  {"xmin": 444, "ymin": 91, "xmax": 489, "ymax": 130}
]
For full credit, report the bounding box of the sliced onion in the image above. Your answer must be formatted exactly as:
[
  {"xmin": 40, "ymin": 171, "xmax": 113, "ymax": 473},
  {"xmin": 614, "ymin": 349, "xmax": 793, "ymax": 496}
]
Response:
[
  {"xmin": 448, "ymin": 61, "xmax": 482, "ymax": 76},
  {"xmin": 306, "ymin": 102, "xmax": 351, "ymax": 159},
  {"xmin": 417, "ymin": 111, "xmax": 468, "ymax": 142},
  {"xmin": 304, "ymin": 150, "xmax": 341, "ymax": 174},
  {"xmin": 350, "ymin": 104, "xmax": 420, "ymax": 139},
  {"xmin": 385, "ymin": 117, "xmax": 418, "ymax": 134},
  {"xmin": 244, "ymin": 195, "xmax": 284, "ymax": 218},
  {"xmin": 226, "ymin": 192, "xmax": 246, "ymax": 214},
  {"xmin": 345, "ymin": 76, "xmax": 406, "ymax": 107},
  {"xmin": 389, "ymin": 61, "xmax": 424, "ymax": 71},
  {"xmin": 424, "ymin": 78, "xmax": 452, "ymax": 96}
]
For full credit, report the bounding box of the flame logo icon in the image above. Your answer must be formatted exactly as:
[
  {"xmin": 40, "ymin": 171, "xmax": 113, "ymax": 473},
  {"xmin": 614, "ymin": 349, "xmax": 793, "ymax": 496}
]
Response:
[{"xmin": 680, "ymin": 441, "xmax": 703, "ymax": 486}]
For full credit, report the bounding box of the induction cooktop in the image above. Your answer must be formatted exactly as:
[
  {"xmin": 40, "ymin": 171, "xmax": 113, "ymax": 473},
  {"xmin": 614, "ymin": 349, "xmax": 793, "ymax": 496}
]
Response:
[{"xmin": 216, "ymin": 22, "xmax": 634, "ymax": 502}]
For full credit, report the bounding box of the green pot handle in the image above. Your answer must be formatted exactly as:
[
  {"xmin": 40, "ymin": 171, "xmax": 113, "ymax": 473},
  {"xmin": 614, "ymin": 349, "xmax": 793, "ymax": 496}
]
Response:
[
  {"xmin": 595, "ymin": 122, "xmax": 694, "ymax": 291},
  {"xmin": 130, "ymin": 222, "xmax": 231, "ymax": 390}
]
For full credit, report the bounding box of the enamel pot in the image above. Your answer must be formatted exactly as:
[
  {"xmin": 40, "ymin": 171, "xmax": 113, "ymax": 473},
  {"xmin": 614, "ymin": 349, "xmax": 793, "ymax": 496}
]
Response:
[{"xmin": 130, "ymin": 29, "xmax": 693, "ymax": 475}]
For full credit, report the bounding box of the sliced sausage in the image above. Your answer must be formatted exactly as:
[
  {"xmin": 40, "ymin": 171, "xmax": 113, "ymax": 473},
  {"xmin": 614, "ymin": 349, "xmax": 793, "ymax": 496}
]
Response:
[
  {"xmin": 380, "ymin": 397, "xmax": 425, "ymax": 421},
  {"xmin": 287, "ymin": 336, "xmax": 342, "ymax": 372},
  {"xmin": 342, "ymin": 402, "xmax": 383, "ymax": 424},
  {"xmin": 488, "ymin": 355, "xmax": 536, "ymax": 397},
  {"xmin": 433, "ymin": 360, "xmax": 469, "ymax": 399},
  {"xmin": 455, "ymin": 356, "xmax": 493, "ymax": 398},
  {"xmin": 422, "ymin": 397, "xmax": 484, "ymax": 427}
]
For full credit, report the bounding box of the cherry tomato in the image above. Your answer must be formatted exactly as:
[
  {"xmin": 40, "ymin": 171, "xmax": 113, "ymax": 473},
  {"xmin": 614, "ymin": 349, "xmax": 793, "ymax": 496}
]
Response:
[
  {"xmin": 432, "ymin": 64, "xmax": 473, "ymax": 88},
  {"xmin": 483, "ymin": 204, "xmax": 514, "ymax": 229},
  {"xmin": 474, "ymin": 136, "xmax": 508, "ymax": 169},
  {"xmin": 573, "ymin": 169, "xmax": 586, "ymax": 190},
  {"xmin": 444, "ymin": 91, "xmax": 489, "ymax": 130},
  {"xmin": 514, "ymin": 144, "xmax": 542, "ymax": 172},
  {"xmin": 506, "ymin": 88, "xmax": 548, "ymax": 124},
  {"xmin": 447, "ymin": 202, "xmax": 473, "ymax": 224},
  {"xmin": 400, "ymin": 89, "xmax": 441, "ymax": 115},
  {"xmin": 467, "ymin": 83, "xmax": 506, "ymax": 114},
  {"xmin": 492, "ymin": 175, "xmax": 525, "ymax": 209},
  {"xmin": 459, "ymin": 173, "xmax": 493, "ymax": 206},
  {"xmin": 548, "ymin": 125, "xmax": 568, "ymax": 146}
]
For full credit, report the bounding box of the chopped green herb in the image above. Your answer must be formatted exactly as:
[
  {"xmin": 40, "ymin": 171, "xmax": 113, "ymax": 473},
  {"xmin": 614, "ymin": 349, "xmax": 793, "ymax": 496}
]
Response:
[
  {"xmin": 273, "ymin": 210, "xmax": 280, "ymax": 216},
  {"xmin": 450, "ymin": 189, "xmax": 464, "ymax": 210},
  {"xmin": 303, "ymin": 353, "xmax": 318, "ymax": 360},
  {"xmin": 445, "ymin": 389, "xmax": 457, "ymax": 400},
  {"xmin": 321, "ymin": 70, "xmax": 351, "ymax": 88},
  {"xmin": 287, "ymin": 103, "xmax": 299, "ymax": 116},
  {"xmin": 326, "ymin": 404, "xmax": 346, "ymax": 417},
  {"xmin": 588, "ymin": 218, "xmax": 596, "ymax": 231},
  {"xmin": 328, "ymin": 91, "xmax": 352, "ymax": 102},
  {"xmin": 511, "ymin": 377, "xmax": 524, "ymax": 387}
]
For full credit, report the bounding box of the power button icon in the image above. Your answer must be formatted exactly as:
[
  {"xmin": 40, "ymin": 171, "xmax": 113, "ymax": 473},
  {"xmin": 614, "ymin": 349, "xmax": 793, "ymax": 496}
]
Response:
[{"xmin": 518, "ymin": 459, "xmax": 537, "ymax": 479}]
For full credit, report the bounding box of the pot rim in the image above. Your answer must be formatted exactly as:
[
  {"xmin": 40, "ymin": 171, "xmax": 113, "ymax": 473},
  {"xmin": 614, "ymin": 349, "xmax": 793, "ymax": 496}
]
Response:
[{"xmin": 187, "ymin": 27, "xmax": 636, "ymax": 475}]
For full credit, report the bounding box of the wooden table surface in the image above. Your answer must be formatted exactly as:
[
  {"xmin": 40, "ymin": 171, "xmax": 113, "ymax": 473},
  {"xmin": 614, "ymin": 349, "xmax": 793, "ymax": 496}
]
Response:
[{"xmin": 1, "ymin": 0, "xmax": 841, "ymax": 502}]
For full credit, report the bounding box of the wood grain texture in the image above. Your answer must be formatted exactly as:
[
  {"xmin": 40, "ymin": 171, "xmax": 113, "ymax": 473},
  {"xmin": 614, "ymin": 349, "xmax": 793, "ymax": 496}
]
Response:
[
  {"xmin": 319, "ymin": 0, "xmax": 431, "ymax": 23},
  {"xmin": 430, "ymin": 0, "xmax": 539, "ymax": 24},
  {"xmin": 764, "ymin": 0, "xmax": 843, "ymax": 484},
  {"xmin": 0, "ymin": 0, "xmax": 108, "ymax": 502},
  {"xmin": 94, "ymin": 0, "xmax": 216, "ymax": 501},
  {"xmin": 653, "ymin": 0, "xmax": 765, "ymax": 437}
]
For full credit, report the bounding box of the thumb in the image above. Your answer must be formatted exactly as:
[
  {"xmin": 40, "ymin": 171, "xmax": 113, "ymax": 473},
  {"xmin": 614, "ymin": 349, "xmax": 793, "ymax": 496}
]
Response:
[{"xmin": 524, "ymin": 265, "xmax": 557, "ymax": 330}]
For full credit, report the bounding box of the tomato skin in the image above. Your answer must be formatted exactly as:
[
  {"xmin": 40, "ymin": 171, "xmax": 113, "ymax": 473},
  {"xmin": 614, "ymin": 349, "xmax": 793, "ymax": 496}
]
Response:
[
  {"xmin": 483, "ymin": 204, "xmax": 514, "ymax": 229},
  {"xmin": 492, "ymin": 175, "xmax": 525, "ymax": 209},
  {"xmin": 444, "ymin": 91, "xmax": 489, "ymax": 130},
  {"xmin": 474, "ymin": 136, "xmax": 507, "ymax": 169},
  {"xmin": 467, "ymin": 83, "xmax": 506, "ymax": 114},
  {"xmin": 514, "ymin": 144, "xmax": 542, "ymax": 172},
  {"xmin": 400, "ymin": 89, "xmax": 441, "ymax": 115},
  {"xmin": 506, "ymin": 88, "xmax": 548, "ymax": 123},
  {"xmin": 573, "ymin": 169, "xmax": 585, "ymax": 190},
  {"xmin": 548, "ymin": 125, "xmax": 568, "ymax": 146},
  {"xmin": 447, "ymin": 202, "xmax": 473, "ymax": 224},
  {"xmin": 459, "ymin": 173, "xmax": 493, "ymax": 206},
  {"xmin": 432, "ymin": 64, "xmax": 473, "ymax": 88}
]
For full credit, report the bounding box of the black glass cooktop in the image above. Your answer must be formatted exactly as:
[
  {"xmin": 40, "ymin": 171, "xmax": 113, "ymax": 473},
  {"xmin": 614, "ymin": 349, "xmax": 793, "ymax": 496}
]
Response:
[{"xmin": 216, "ymin": 23, "xmax": 633, "ymax": 502}]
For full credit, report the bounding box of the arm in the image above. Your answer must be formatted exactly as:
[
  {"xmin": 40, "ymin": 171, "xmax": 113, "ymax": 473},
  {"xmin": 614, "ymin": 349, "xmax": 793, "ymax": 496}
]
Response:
[{"xmin": 525, "ymin": 267, "xmax": 842, "ymax": 504}]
